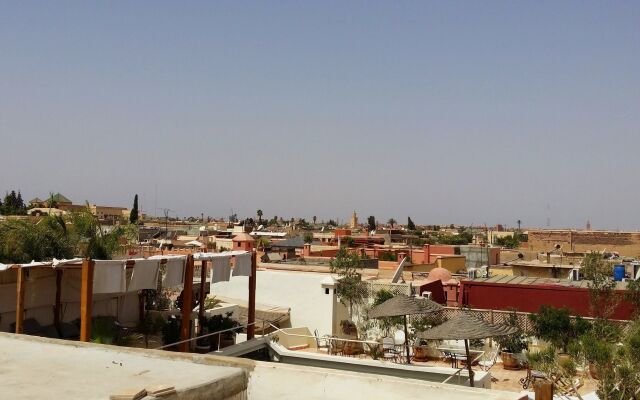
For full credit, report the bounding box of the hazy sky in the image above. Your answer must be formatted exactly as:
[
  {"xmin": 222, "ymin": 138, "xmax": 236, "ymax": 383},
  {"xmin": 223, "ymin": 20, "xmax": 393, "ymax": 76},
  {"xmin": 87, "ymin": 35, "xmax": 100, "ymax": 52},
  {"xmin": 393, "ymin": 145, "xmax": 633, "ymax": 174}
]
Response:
[{"xmin": 1, "ymin": 1, "xmax": 639, "ymax": 229}]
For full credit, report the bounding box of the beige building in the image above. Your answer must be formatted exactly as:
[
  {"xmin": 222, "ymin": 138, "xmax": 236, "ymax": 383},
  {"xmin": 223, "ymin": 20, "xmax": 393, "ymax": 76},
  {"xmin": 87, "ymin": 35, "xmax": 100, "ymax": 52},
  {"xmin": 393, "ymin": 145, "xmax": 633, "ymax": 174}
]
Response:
[
  {"xmin": 528, "ymin": 229, "xmax": 640, "ymax": 256},
  {"xmin": 88, "ymin": 204, "xmax": 130, "ymax": 223}
]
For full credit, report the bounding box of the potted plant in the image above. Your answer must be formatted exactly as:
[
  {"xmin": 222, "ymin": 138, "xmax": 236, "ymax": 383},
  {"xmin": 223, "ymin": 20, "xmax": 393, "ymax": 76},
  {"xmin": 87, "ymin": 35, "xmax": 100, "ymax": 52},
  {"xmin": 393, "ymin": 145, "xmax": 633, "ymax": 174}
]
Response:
[
  {"xmin": 410, "ymin": 314, "xmax": 447, "ymax": 361},
  {"xmin": 91, "ymin": 316, "xmax": 117, "ymax": 345},
  {"xmin": 161, "ymin": 316, "xmax": 181, "ymax": 351},
  {"xmin": 195, "ymin": 326, "xmax": 211, "ymax": 354},
  {"xmin": 495, "ymin": 311, "xmax": 528, "ymax": 370},
  {"xmin": 207, "ymin": 312, "xmax": 241, "ymax": 351},
  {"xmin": 340, "ymin": 320, "xmax": 358, "ymax": 336}
]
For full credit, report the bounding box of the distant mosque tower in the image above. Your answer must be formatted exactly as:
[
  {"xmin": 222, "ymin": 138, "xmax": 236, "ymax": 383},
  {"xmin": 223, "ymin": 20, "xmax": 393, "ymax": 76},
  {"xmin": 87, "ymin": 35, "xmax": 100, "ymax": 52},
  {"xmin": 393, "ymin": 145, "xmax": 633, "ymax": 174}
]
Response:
[
  {"xmin": 350, "ymin": 211, "xmax": 358, "ymax": 229},
  {"xmin": 586, "ymin": 220, "xmax": 591, "ymax": 231}
]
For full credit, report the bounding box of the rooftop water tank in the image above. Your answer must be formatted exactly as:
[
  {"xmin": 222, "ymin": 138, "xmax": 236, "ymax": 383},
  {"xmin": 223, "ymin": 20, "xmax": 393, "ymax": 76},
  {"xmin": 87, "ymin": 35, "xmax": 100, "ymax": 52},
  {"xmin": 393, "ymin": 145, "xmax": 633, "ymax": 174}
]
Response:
[{"xmin": 613, "ymin": 264, "xmax": 625, "ymax": 281}]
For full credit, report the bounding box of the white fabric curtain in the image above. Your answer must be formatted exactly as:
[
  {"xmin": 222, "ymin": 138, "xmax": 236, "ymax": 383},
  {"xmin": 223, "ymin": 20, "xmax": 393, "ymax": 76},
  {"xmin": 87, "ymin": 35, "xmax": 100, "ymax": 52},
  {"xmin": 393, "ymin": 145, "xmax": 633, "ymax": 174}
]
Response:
[
  {"xmin": 93, "ymin": 260, "xmax": 126, "ymax": 294},
  {"xmin": 211, "ymin": 256, "xmax": 231, "ymax": 283},
  {"xmin": 127, "ymin": 259, "xmax": 160, "ymax": 291},
  {"xmin": 233, "ymin": 253, "xmax": 252, "ymax": 277}
]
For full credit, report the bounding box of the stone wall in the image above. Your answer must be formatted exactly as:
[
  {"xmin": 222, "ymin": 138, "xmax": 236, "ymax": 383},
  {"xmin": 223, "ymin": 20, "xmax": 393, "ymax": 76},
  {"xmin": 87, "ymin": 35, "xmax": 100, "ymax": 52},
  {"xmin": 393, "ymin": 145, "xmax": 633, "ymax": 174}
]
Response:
[{"xmin": 527, "ymin": 230, "xmax": 640, "ymax": 256}]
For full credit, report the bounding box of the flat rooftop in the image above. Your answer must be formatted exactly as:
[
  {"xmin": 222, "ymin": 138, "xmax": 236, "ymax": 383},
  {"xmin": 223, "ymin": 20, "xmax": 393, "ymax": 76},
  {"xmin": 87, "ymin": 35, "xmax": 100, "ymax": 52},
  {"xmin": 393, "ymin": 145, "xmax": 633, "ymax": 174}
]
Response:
[
  {"xmin": 465, "ymin": 275, "xmax": 629, "ymax": 289},
  {"xmin": 0, "ymin": 333, "xmax": 247, "ymax": 400}
]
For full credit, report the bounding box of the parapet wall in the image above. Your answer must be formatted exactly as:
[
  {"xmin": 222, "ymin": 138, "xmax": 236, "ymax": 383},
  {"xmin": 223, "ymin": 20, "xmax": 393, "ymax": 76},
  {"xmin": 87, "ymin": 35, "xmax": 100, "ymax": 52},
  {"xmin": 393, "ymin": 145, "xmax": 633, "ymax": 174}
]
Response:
[{"xmin": 528, "ymin": 230, "xmax": 640, "ymax": 256}]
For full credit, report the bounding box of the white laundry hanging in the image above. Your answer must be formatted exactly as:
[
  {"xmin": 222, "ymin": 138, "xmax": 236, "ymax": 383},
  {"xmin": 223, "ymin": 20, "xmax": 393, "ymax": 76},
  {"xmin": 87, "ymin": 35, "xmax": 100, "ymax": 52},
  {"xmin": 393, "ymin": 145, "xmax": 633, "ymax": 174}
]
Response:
[
  {"xmin": 162, "ymin": 257, "xmax": 186, "ymax": 288},
  {"xmin": 127, "ymin": 259, "xmax": 160, "ymax": 291},
  {"xmin": 233, "ymin": 253, "xmax": 252, "ymax": 277},
  {"xmin": 93, "ymin": 260, "xmax": 126, "ymax": 294},
  {"xmin": 211, "ymin": 256, "xmax": 231, "ymax": 283}
]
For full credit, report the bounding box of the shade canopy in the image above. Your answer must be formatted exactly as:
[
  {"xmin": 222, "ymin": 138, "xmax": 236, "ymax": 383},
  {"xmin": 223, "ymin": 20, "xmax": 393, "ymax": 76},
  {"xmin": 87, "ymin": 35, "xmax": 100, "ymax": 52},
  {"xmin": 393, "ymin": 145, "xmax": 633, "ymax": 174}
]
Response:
[
  {"xmin": 417, "ymin": 313, "xmax": 519, "ymax": 341},
  {"xmin": 369, "ymin": 294, "xmax": 443, "ymax": 318}
]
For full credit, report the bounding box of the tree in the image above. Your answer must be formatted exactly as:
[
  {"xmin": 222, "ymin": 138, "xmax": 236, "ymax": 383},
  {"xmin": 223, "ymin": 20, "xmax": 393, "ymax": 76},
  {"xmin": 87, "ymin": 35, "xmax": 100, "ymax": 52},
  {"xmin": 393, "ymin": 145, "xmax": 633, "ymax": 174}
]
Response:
[
  {"xmin": 256, "ymin": 237, "xmax": 270, "ymax": 251},
  {"xmin": 256, "ymin": 209, "xmax": 263, "ymax": 224},
  {"xmin": 387, "ymin": 218, "xmax": 396, "ymax": 228},
  {"xmin": 407, "ymin": 217, "xmax": 416, "ymax": 231},
  {"xmin": 330, "ymin": 247, "xmax": 368, "ymax": 319},
  {"xmin": 582, "ymin": 252, "xmax": 618, "ymax": 321},
  {"xmin": 495, "ymin": 234, "xmax": 521, "ymax": 249},
  {"xmin": 303, "ymin": 232, "xmax": 314, "ymax": 244},
  {"xmin": 367, "ymin": 216, "xmax": 376, "ymax": 232},
  {"xmin": 129, "ymin": 194, "xmax": 139, "ymax": 224},
  {"xmin": 1, "ymin": 190, "xmax": 27, "ymax": 215},
  {"xmin": 529, "ymin": 305, "xmax": 590, "ymax": 353},
  {"xmin": 341, "ymin": 236, "xmax": 355, "ymax": 247}
]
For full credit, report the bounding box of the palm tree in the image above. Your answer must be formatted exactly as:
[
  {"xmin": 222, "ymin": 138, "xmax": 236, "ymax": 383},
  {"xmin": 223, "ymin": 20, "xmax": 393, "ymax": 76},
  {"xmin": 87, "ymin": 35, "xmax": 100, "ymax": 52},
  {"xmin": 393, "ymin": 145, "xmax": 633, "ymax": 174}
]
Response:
[
  {"xmin": 257, "ymin": 209, "xmax": 263, "ymax": 224},
  {"xmin": 256, "ymin": 237, "xmax": 269, "ymax": 251},
  {"xmin": 387, "ymin": 218, "xmax": 396, "ymax": 228}
]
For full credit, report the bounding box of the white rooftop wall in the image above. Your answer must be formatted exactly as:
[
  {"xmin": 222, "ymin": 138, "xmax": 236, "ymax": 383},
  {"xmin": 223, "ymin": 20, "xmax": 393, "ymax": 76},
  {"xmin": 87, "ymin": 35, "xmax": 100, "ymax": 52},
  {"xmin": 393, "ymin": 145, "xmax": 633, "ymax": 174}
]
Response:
[{"xmin": 211, "ymin": 270, "xmax": 338, "ymax": 335}]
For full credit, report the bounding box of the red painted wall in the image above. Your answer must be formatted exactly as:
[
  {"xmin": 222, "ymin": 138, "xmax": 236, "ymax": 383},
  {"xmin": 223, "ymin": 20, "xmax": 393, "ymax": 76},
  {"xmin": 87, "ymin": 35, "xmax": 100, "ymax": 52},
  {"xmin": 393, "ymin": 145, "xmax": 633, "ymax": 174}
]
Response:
[
  {"xmin": 459, "ymin": 280, "xmax": 635, "ymax": 320},
  {"xmin": 429, "ymin": 245, "xmax": 456, "ymax": 255}
]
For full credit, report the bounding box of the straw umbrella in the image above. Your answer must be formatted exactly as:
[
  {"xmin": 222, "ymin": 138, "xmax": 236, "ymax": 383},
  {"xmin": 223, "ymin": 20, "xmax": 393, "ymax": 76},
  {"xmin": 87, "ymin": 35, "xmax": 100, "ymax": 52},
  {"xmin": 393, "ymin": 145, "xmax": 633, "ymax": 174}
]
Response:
[
  {"xmin": 417, "ymin": 313, "xmax": 519, "ymax": 387},
  {"xmin": 369, "ymin": 294, "xmax": 443, "ymax": 364}
]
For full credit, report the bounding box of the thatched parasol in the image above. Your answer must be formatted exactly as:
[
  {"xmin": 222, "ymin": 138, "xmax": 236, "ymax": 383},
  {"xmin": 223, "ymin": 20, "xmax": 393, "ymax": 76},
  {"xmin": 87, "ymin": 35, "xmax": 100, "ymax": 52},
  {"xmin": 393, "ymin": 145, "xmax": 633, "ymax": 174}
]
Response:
[
  {"xmin": 369, "ymin": 294, "xmax": 443, "ymax": 364},
  {"xmin": 418, "ymin": 313, "xmax": 519, "ymax": 387}
]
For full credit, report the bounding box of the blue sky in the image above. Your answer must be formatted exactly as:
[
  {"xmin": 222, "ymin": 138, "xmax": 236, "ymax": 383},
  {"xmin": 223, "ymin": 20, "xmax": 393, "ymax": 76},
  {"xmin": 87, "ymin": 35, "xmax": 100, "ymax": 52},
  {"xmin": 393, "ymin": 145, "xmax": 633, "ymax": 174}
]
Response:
[{"xmin": 1, "ymin": 1, "xmax": 638, "ymax": 229}]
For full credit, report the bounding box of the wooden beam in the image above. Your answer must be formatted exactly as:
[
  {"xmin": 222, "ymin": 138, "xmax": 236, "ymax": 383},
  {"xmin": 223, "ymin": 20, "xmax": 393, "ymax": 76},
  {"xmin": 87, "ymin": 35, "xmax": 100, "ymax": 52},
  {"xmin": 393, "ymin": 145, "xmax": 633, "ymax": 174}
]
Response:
[
  {"xmin": 80, "ymin": 259, "xmax": 95, "ymax": 342},
  {"xmin": 247, "ymin": 251, "xmax": 257, "ymax": 340},
  {"xmin": 465, "ymin": 339, "xmax": 475, "ymax": 387},
  {"xmin": 179, "ymin": 255, "xmax": 194, "ymax": 352},
  {"xmin": 198, "ymin": 260, "xmax": 208, "ymax": 332},
  {"xmin": 54, "ymin": 269, "xmax": 63, "ymax": 331},
  {"xmin": 15, "ymin": 268, "xmax": 26, "ymax": 334}
]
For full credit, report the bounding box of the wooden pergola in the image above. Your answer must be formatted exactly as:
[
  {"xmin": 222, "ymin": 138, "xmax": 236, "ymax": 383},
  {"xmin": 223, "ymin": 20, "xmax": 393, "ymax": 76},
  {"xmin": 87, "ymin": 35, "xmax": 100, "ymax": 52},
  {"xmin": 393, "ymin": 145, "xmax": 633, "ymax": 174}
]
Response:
[{"xmin": 8, "ymin": 251, "xmax": 258, "ymax": 352}]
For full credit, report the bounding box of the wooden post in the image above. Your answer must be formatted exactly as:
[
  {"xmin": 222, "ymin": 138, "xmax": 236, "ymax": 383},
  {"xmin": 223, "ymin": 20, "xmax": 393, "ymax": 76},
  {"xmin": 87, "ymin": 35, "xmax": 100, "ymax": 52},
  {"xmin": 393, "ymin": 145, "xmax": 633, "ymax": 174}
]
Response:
[
  {"xmin": 54, "ymin": 269, "xmax": 63, "ymax": 331},
  {"xmin": 179, "ymin": 255, "xmax": 194, "ymax": 352},
  {"xmin": 465, "ymin": 339, "xmax": 475, "ymax": 387},
  {"xmin": 198, "ymin": 260, "xmax": 208, "ymax": 332},
  {"xmin": 15, "ymin": 268, "xmax": 26, "ymax": 334},
  {"xmin": 534, "ymin": 381, "xmax": 553, "ymax": 400},
  {"xmin": 247, "ymin": 251, "xmax": 257, "ymax": 340},
  {"xmin": 403, "ymin": 315, "xmax": 410, "ymax": 364},
  {"xmin": 80, "ymin": 259, "xmax": 95, "ymax": 342}
]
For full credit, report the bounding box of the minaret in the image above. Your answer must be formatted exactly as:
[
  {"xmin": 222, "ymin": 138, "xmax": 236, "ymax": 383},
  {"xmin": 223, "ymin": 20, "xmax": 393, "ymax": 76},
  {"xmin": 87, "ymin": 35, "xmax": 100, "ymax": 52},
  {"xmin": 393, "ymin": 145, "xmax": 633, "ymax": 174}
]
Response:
[
  {"xmin": 586, "ymin": 220, "xmax": 591, "ymax": 231},
  {"xmin": 350, "ymin": 211, "xmax": 358, "ymax": 229}
]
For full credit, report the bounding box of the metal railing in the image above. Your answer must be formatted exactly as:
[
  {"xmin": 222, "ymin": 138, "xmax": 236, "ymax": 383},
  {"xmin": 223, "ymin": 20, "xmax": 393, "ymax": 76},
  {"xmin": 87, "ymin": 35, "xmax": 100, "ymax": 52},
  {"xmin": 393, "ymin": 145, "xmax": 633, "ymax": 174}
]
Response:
[{"xmin": 154, "ymin": 315, "xmax": 284, "ymax": 351}]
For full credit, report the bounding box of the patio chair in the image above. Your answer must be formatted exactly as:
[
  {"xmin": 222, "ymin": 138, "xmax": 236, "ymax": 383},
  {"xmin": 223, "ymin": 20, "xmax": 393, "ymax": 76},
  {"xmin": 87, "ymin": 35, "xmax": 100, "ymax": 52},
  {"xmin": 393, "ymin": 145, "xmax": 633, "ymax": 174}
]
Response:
[
  {"xmin": 519, "ymin": 362, "xmax": 546, "ymax": 390},
  {"xmin": 440, "ymin": 350, "xmax": 456, "ymax": 368},
  {"xmin": 478, "ymin": 348, "xmax": 499, "ymax": 371},
  {"xmin": 314, "ymin": 329, "xmax": 330, "ymax": 352},
  {"xmin": 382, "ymin": 337, "xmax": 401, "ymax": 362},
  {"xmin": 329, "ymin": 336, "xmax": 344, "ymax": 356}
]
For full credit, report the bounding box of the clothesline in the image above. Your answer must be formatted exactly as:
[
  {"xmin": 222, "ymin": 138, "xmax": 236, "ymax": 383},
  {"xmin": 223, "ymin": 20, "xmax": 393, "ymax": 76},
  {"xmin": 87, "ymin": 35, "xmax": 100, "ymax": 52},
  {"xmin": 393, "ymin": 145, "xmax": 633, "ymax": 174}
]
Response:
[
  {"xmin": 0, "ymin": 250, "xmax": 251, "ymax": 271},
  {"xmin": 0, "ymin": 251, "xmax": 253, "ymax": 295}
]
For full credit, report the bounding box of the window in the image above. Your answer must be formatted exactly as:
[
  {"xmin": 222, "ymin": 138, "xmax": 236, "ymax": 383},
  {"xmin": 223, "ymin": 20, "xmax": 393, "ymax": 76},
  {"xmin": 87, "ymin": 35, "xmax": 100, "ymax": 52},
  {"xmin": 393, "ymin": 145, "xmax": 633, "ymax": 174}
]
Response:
[{"xmin": 325, "ymin": 288, "xmax": 330, "ymax": 295}]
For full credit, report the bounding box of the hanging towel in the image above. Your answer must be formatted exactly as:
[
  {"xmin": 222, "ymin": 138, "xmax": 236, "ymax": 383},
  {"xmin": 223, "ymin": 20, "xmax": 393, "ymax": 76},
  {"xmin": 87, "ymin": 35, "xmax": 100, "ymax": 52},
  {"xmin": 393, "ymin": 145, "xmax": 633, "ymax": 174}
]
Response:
[
  {"xmin": 211, "ymin": 256, "xmax": 231, "ymax": 283},
  {"xmin": 52, "ymin": 258, "xmax": 83, "ymax": 268},
  {"xmin": 93, "ymin": 260, "xmax": 126, "ymax": 294},
  {"xmin": 163, "ymin": 257, "xmax": 186, "ymax": 288},
  {"xmin": 128, "ymin": 259, "xmax": 160, "ymax": 291},
  {"xmin": 233, "ymin": 253, "xmax": 252, "ymax": 277}
]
